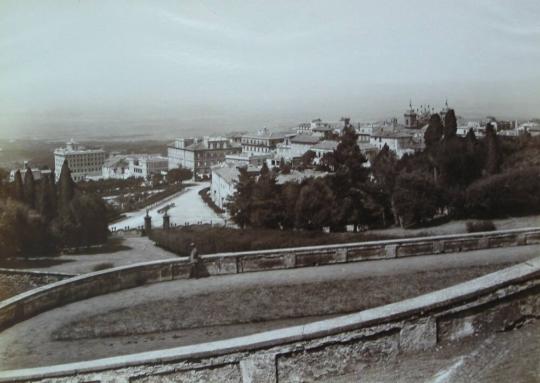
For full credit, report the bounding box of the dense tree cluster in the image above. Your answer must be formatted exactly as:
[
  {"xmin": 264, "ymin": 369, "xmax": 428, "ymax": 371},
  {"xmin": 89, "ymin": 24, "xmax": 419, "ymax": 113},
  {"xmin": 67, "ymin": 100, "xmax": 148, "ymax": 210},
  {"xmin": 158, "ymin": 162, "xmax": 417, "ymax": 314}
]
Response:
[
  {"xmin": 227, "ymin": 110, "xmax": 540, "ymax": 231},
  {"xmin": 166, "ymin": 167, "xmax": 193, "ymax": 184},
  {"xmin": 0, "ymin": 161, "xmax": 109, "ymax": 258}
]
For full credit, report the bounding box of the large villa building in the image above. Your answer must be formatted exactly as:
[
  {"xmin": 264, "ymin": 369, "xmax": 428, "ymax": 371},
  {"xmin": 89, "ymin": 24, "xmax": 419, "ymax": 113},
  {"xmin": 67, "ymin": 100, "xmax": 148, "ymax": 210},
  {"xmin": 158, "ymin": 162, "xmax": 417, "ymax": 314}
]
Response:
[
  {"xmin": 240, "ymin": 128, "xmax": 287, "ymax": 155},
  {"xmin": 168, "ymin": 137, "xmax": 241, "ymax": 178},
  {"xmin": 54, "ymin": 140, "xmax": 106, "ymax": 182}
]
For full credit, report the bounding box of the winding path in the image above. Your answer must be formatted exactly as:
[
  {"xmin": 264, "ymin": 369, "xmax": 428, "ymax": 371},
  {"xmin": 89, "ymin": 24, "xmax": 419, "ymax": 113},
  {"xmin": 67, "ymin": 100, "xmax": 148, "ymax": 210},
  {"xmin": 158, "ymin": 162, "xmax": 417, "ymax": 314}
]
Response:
[{"xmin": 109, "ymin": 182, "xmax": 225, "ymax": 231}]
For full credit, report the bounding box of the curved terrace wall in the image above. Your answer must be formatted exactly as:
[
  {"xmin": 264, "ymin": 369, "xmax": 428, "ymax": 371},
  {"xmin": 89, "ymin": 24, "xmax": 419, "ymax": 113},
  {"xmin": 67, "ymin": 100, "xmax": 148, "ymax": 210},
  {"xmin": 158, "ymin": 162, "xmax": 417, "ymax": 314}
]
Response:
[
  {"xmin": 0, "ymin": 269, "xmax": 73, "ymax": 301},
  {"xmin": 1, "ymin": 227, "xmax": 540, "ymax": 333},
  {"xmin": 0, "ymin": 256, "xmax": 539, "ymax": 382}
]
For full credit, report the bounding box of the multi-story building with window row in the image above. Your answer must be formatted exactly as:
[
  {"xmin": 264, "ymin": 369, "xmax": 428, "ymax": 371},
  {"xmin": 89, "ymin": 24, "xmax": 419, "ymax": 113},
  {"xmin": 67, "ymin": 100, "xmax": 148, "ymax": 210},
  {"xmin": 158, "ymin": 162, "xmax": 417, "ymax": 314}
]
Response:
[
  {"xmin": 54, "ymin": 140, "xmax": 106, "ymax": 182},
  {"xmin": 168, "ymin": 137, "xmax": 241, "ymax": 178},
  {"xmin": 102, "ymin": 154, "xmax": 168, "ymax": 180},
  {"xmin": 240, "ymin": 128, "xmax": 287, "ymax": 155}
]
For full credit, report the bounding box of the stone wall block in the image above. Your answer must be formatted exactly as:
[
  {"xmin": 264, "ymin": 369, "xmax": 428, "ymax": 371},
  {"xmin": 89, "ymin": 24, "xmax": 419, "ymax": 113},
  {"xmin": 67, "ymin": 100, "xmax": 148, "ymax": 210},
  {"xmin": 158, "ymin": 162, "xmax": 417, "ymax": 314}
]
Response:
[
  {"xmin": 240, "ymin": 354, "xmax": 277, "ymax": 383},
  {"xmin": 384, "ymin": 244, "xmax": 398, "ymax": 258},
  {"xmin": 399, "ymin": 317, "xmax": 437, "ymax": 352}
]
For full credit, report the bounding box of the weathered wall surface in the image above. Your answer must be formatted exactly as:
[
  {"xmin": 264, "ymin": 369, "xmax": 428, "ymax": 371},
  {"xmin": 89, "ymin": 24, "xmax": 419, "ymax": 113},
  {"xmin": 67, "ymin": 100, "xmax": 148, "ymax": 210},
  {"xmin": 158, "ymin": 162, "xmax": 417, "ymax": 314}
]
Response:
[
  {"xmin": 0, "ymin": 257, "xmax": 538, "ymax": 382},
  {"xmin": 0, "ymin": 269, "xmax": 73, "ymax": 301},
  {"xmin": 0, "ymin": 228, "xmax": 539, "ymax": 333}
]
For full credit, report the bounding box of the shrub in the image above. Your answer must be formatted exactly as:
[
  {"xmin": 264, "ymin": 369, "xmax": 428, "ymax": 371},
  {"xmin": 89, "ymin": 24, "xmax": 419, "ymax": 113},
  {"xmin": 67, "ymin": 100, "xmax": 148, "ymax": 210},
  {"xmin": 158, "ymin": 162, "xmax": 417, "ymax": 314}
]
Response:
[
  {"xmin": 466, "ymin": 220, "xmax": 496, "ymax": 233},
  {"xmin": 465, "ymin": 167, "xmax": 540, "ymax": 218},
  {"xmin": 198, "ymin": 187, "xmax": 225, "ymax": 214},
  {"xmin": 149, "ymin": 226, "xmax": 402, "ymax": 257}
]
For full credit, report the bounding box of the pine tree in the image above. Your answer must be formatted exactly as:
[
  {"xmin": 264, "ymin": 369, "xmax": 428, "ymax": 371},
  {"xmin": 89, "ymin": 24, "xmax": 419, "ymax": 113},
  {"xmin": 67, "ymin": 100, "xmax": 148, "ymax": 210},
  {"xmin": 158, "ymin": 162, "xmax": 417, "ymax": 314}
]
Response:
[
  {"xmin": 13, "ymin": 170, "xmax": 24, "ymax": 202},
  {"xmin": 443, "ymin": 109, "xmax": 457, "ymax": 138},
  {"xmin": 58, "ymin": 160, "xmax": 75, "ymax": 208},
  {"xmin": 23, "ymin": 167, "xmax": 36, "ymax": 208}
]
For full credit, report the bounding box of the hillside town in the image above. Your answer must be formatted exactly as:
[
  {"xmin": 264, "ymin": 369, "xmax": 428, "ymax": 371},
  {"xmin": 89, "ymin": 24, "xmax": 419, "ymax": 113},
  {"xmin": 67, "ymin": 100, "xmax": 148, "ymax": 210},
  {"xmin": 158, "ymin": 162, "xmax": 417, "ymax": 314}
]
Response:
[{"xmin": 8, "ymin": 102, "xmax": 538, "ymax": 220}]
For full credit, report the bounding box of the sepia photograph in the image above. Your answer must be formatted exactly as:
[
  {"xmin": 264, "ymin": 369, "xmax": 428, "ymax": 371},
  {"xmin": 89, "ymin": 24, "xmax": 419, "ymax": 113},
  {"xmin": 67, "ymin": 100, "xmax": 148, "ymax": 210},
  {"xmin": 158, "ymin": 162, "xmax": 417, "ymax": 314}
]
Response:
[{"xmin": 0, "ymin": 1, "xmax": 539, "ymax": 382}]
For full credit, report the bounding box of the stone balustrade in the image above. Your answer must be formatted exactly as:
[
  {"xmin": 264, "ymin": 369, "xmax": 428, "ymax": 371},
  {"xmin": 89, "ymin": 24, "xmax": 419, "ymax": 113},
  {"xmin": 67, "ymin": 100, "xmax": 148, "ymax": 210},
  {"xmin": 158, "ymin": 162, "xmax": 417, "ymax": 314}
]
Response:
[
  {"xmin": 1, "ymin": 227, "xmax": 539, "ymax": 334},
  {"xmin": 0, "ymin": 255, "xmax": 538, "ymax": 382}
]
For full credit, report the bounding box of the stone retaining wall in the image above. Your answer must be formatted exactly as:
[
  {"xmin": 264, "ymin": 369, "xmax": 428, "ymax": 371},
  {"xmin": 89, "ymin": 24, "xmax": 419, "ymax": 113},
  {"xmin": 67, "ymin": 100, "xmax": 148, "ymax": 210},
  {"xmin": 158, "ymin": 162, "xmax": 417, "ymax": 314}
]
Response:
[
  {"xmin": 0, "ymin": 256, "xmax": 538, "ymax": 382},
  {"xmin": 1, "ymin": 227, "xmax": 539, "ymax": 334},
  {"xmin": 0, "ymin": 269, "xmax": 73, "ymax": 301}
]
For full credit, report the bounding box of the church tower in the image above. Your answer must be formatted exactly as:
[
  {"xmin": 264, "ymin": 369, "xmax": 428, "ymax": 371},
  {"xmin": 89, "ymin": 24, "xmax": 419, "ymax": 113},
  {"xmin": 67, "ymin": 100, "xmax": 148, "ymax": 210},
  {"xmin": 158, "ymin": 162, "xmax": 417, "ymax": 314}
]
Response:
[{"xmin": 404, "ymin": 100, "xmax": 418, "ymax": 128}]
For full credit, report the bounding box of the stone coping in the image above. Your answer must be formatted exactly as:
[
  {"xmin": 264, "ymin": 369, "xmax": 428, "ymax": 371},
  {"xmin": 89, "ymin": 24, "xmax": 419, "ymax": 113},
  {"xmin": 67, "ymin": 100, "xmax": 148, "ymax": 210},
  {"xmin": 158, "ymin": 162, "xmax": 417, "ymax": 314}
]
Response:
[
  {"xmin": 0, "ymin": 268, "xmax": 74, "ymax": 278},
  {"xmin": 0, "ymin": 257, "xmax": 190, "ymax": 310},
  {"xmin": 1, "ymin": 227, "xmax": 539, "ymax": 326},
  {"xmin": 0, "ymin": 255, "xmax": 538, "ymax": 381}
]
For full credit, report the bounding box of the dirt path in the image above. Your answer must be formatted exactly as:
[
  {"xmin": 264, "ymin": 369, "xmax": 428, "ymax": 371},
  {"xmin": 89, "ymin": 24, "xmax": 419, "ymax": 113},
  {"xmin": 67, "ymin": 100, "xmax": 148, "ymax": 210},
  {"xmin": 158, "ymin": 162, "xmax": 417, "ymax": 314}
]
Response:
[
  {"xmin": 0, "ymin": 244, "xmax": 538, "ymax": 370},
  {"xmin": 18, "ymin": 236, "xmax": 177, "ymax": 274}
]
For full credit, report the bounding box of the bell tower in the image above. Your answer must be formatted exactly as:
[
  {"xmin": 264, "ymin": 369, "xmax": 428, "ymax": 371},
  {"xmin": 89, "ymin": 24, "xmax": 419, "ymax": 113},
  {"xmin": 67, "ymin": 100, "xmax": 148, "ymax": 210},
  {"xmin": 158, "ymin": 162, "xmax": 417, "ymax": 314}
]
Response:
[{"xmin": 404, "ymin": 100, "xmax": 418, "ymax": 128}]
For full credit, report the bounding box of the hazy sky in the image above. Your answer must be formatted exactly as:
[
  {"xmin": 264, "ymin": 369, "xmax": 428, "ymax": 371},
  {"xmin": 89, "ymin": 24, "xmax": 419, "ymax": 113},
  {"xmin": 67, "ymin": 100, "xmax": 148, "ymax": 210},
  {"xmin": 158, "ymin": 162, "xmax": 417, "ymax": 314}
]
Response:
[{"xmin": 1, "ymin": 0, "xmax": 539, "ymax": 139}]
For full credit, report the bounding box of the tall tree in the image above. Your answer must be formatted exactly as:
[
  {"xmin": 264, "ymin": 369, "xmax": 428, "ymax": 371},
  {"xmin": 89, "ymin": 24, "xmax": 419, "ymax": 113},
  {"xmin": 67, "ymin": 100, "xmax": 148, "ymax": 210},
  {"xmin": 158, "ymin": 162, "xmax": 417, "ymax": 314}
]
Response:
[
  {"xmin": 295, "ymin": 178, "xmax": 336, "ymax": 231},
  {"xmin": 23, "ymin": 167, "xmax": 36, "ymax": 208},
  {"xmin": 424, "ymin": 114, "xmax": 444, "ymax": 149},
  {"xmin": 330, "ymin": 126, "xmax": 370, "ymax": 230},
  {"xmin": 280, "ymin": 181, "xmax": 301, "ymax": 229},
  {"xmin": 371, "ymin": 144, "xmax": 399, "ymax": 225},
  {"xmin": 38, "ymin": 174, "xmax": 56, "ymax": 222},
  {"xmin": 0, "ymin": 168, "xmax": 8, "ymax": 199},
  {"xmin": 58, "ymin": 160, "xmax": 75, "ymax": 208},
  {"xmin": 463, "ymin": 128, "xmax": 483, "ymax": 183},
  {"xmin": 226, "ymin": 167, "xmax": 256, "ymax": 229},
  {"xmin": 484, "ymin": 123, "xmax": 501, "ymax": 175},
  {"xmin": 250, "ymin": 167, "xmax": 282, "ymax": 228},
  {"xmin": 443, "ymin": 109, "xmax": 457, "ymax": 138},
  {"xmin": 392, "ymin": 171, "xmax": 441, "ymax": 228},
  {"xmin": 12, "ymin": 170, "xmax": 24, "ymax": 202}
]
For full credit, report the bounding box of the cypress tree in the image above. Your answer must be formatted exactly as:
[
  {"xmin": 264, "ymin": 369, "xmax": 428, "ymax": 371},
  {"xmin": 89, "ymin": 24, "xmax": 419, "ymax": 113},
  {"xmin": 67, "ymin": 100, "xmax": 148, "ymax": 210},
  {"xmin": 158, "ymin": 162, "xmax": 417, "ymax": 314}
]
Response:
[
  {"xmin": 225, "ymin": 167, "xmax": 256, "ymax": 229},
  {"xmin": 23, "ymin": 167, "xmax": 36, "ymax": 208},
  {"xmin": 58, "ymin": 160, "xmax": 75, "ymax": 208},
  {"xmin": 485, "ymin": 123, "xmax": 501, "ymax": 175},
  {"xmin": 49, "ymin": 172, "xmax": 57, "ymax": 215},
  {"xmin": 443, "ymin": 109, "xmax": 457, "ymax": 138},
  {"xmin": 13, "ymin": 170, "xmax": 24, "ymax": 202},
  {"xmin": 424, "ymin": 114, "xmax": 444, "ymax": 149},
  {"xmin": 38, "ymin": 174, "xmax": 56, "ymax": 222}
]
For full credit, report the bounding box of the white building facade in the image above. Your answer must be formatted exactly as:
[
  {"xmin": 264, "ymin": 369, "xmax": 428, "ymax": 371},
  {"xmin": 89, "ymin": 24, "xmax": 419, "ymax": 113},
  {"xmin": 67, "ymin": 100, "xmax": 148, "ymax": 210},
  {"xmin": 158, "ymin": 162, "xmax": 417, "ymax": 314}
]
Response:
[
  {"xmin": 210, "ymin": 165, "xmax": 240, "ymax": 210},
  {"xmin": 240, "ymin": 129, "xmax": 287, "ymax": 155},
  {"xmin": 54, "ymin": 140, "xmax": 106, "ymax": 182},
  {"xmin": 275, "ymin": 134, "xmax": 320, "ymax": 161}
]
